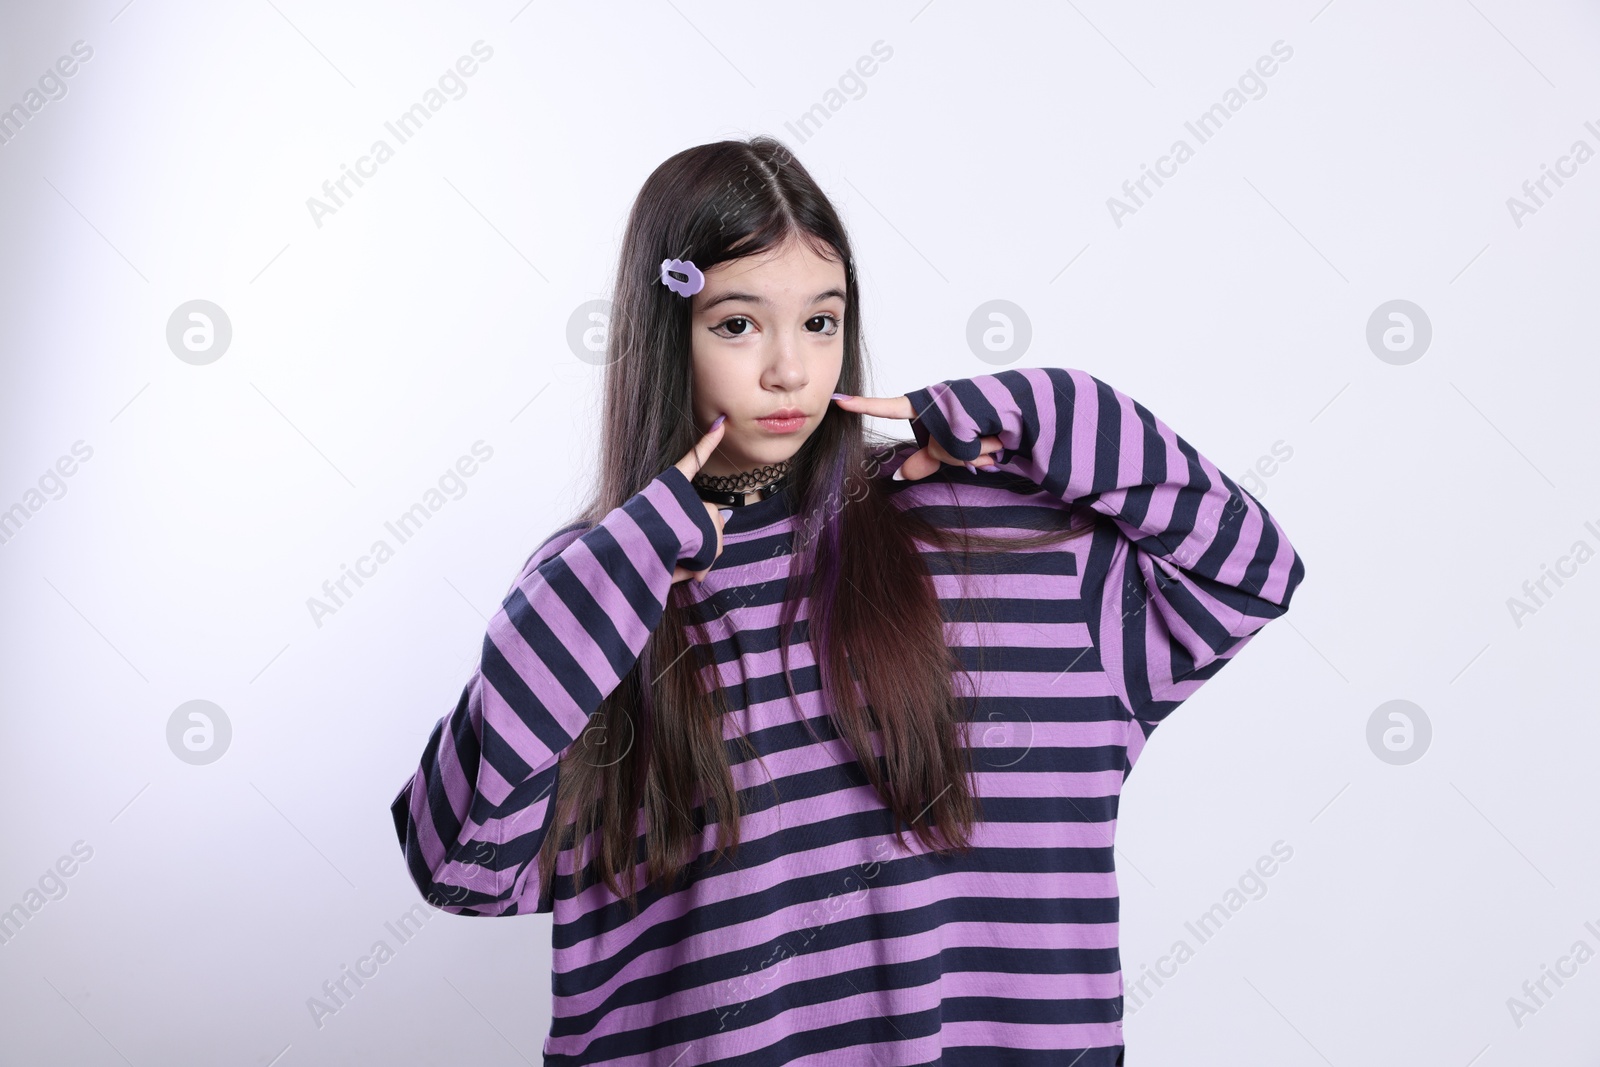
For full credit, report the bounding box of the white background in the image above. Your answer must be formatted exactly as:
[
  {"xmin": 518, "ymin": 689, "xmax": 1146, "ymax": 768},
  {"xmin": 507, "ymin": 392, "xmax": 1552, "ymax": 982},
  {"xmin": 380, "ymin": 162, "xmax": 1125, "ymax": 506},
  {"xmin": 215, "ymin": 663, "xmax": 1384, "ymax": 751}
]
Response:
[{"xmin": 1, "ymin": 0, "xmax": 1597, "ymax": 1063}]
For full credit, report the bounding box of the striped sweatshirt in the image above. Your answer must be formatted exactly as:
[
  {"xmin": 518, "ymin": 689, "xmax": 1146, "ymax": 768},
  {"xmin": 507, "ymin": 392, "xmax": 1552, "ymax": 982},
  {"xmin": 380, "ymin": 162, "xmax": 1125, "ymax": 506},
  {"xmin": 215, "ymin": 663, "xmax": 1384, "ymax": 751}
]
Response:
[{"xmin": 390, "ymin": 364, "xmax": 1306, "ymax": 1066}]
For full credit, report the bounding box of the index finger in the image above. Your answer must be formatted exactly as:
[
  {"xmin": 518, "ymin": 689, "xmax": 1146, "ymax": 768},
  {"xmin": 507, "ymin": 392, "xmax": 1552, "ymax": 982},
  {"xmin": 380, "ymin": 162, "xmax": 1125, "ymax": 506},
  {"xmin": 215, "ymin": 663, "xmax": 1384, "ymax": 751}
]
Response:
[
  {"xmin": 830, "ymin": 392, "xmax": 915, "ymax": 420},
  {"xmin": 674, "ymin": 414, "xmax": 728, "ymax": 480}
]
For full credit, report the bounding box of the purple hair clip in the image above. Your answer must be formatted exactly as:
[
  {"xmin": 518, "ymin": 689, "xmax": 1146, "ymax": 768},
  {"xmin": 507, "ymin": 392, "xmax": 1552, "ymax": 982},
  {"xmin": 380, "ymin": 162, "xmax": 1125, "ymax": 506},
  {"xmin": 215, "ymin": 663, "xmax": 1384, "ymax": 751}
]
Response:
[{"xmin": 660, "ymin": 257, "xmax": 705, "ymax": 297}]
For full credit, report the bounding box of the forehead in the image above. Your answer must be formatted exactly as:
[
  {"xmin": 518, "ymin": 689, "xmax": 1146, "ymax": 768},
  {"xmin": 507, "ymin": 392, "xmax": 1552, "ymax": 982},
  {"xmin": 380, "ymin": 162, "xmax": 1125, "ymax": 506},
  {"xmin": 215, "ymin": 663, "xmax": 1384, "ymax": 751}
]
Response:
[{"xmin": 694, "ymin": 238, "xmax": 846, "ymax": 310}]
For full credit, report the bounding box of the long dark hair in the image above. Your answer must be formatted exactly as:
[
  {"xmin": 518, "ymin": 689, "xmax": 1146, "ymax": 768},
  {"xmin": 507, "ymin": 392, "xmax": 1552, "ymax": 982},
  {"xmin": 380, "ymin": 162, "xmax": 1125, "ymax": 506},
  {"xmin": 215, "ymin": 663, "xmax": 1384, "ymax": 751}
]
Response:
[{"xmin": 537, "ymin": 135, "xmax": 1090, "ymax": 916}]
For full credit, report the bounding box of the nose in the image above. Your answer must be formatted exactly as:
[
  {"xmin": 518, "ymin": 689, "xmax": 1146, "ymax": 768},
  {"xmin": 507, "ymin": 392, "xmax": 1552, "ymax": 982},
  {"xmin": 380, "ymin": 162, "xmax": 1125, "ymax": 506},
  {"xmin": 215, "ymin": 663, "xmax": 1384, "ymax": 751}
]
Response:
[{"xmin": 761, "ymin": 332, "xmax": 809, "ymax": 392}]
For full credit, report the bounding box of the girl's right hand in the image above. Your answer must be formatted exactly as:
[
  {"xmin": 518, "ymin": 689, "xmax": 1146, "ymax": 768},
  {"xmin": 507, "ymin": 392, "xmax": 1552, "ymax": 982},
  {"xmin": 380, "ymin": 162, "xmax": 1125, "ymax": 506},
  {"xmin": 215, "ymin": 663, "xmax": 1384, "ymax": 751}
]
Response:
[{"xmin": 671, "ymin": 414, "xmax": 732, "ymax": 585}]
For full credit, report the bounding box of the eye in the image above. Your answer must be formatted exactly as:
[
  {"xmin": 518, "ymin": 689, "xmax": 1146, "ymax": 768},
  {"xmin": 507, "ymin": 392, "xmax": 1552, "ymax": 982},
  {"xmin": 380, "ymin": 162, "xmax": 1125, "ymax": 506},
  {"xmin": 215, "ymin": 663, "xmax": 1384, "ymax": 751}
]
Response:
[
  {"xmin": 806, "ymin": 313, "xmax": 841, "ymax": 335},
  {"xmin": 710, "ymin": 316, "xmax": 755, "ymax": 338}
]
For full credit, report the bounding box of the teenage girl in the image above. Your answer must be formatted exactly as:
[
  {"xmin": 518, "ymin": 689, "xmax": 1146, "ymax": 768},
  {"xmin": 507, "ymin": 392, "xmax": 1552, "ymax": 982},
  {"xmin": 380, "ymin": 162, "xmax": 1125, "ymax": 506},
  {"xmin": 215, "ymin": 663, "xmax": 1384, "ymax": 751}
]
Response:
[{"xmin": 391, "ymin": 135, "xmax": 1306, "ymax": 1066}]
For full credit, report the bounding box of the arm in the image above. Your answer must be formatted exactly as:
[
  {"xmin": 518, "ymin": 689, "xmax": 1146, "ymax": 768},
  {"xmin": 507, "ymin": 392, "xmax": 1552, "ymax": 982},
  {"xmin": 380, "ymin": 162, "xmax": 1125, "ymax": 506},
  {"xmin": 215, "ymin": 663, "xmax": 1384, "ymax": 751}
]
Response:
[
  {"xmin": 389, "ymin": 466, "xmax": 719, "ymax": 915},
  {"xmin": 904, "ymin": 365, "xmax": 1306, "ymax": 744}
]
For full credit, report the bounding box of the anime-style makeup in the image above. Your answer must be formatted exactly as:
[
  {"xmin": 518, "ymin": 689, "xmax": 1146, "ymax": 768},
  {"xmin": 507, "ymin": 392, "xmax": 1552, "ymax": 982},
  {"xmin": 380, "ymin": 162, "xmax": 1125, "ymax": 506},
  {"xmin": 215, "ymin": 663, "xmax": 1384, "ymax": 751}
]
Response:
[{"xmin": 683, "ymin": 235, "xmax": 847, "ymax": 489}]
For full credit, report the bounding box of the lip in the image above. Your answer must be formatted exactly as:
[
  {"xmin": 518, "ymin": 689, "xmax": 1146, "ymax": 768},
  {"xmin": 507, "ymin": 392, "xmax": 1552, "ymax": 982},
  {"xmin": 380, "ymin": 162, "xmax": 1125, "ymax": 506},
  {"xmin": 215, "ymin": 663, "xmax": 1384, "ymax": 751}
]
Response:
[{"xmin": 754, "ymin": 409, "xmax": 807, "ymax": 434}]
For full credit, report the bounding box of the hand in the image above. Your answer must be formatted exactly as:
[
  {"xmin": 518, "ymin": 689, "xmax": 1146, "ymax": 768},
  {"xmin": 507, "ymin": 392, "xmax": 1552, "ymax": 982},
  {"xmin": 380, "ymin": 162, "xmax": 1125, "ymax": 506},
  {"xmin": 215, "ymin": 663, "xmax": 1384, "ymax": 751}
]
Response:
[
  {"xmin": 830, "ymin": 392, "xmax": 1004, "ymax": 481},
  {"xmin": 672, "ymin": 415, "xmax": 732, "ymax": 584}
]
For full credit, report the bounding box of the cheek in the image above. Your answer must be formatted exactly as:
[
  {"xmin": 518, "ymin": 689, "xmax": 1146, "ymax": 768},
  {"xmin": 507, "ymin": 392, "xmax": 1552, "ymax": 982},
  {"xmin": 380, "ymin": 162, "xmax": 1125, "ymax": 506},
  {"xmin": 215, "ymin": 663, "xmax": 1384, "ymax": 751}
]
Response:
[
  {"xmin": 689, "ymin": 344, "xmax": 745, "ymax": 419},
  {"xmin": 819, "ymin": 344, "xmax": 845, "ymax": 389}
]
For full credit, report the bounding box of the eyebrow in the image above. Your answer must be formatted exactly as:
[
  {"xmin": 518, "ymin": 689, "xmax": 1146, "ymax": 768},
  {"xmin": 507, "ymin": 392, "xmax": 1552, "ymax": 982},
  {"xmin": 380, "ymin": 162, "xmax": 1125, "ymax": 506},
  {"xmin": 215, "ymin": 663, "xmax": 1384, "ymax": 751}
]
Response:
[{"xmin": 699, "ymin": 288, "xmax": 847, "ymax": 312}]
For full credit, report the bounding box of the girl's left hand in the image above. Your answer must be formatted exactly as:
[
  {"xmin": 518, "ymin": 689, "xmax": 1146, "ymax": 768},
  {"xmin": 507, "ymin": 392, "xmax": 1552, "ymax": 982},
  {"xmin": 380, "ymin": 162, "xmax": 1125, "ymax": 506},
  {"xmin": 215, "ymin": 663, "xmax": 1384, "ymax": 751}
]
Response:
[{"xmin": 830, "ymin": 392, "xmax": 1004, "ymax": 481}]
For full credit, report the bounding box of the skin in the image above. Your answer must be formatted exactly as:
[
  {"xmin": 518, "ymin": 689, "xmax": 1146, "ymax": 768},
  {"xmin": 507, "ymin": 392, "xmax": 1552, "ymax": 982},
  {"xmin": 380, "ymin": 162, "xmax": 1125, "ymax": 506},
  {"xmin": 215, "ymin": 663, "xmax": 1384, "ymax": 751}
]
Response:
[
  {"xmin": 670, "ymin": 234, "xmax": 1003, "ymax": 584},
  {"xmin": 688, "ymin": 234, "xmax": 848, "ymax": 491}
]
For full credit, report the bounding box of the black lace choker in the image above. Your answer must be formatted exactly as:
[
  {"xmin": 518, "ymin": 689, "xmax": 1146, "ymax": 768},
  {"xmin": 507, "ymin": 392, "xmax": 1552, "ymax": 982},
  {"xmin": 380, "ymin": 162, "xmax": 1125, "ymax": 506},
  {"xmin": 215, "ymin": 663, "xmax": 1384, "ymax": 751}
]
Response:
[{"xmin": 691, "ymin": 461, "xmax": 791, "ymax": 507}]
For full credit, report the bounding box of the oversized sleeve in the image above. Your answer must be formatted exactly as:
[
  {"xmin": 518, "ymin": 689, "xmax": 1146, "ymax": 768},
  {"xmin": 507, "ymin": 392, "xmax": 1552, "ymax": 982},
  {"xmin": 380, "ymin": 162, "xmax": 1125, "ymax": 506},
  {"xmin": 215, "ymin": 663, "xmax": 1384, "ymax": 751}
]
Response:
[
  {"xmin": 903, "ymin": 365, "xmax": 1306, "ymax": 751},
  {"xmin": 388, "ymin": 465, "xmax": 719, "ymax": 916}
]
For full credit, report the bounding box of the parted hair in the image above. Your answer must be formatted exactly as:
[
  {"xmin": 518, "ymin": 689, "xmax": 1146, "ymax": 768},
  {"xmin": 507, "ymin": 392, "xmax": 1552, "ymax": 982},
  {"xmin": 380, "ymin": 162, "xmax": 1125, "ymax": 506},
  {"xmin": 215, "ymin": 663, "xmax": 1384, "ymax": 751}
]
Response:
[{"xmin": 537, "ymin": 135, "xmax": 1089, "ymax": 917}]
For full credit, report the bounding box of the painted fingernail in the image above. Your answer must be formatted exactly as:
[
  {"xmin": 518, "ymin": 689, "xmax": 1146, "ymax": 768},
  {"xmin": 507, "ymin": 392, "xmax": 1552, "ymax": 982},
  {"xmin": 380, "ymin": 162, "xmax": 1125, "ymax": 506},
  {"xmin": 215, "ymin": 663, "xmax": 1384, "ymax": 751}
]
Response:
[
  {"xmin": 891, "ymin": 466, "xmax": 905, "ymax": 481},
  {"xmin": 830, "ymin": 392, "xmax": 852, "ymax": 401},
  {"xmin": 718, "ymin": 509, "xmax": 732, "ymax": 523},
  {"xmin": 710, "ymin": 413, "xmax": 726, "ymax": 431},
  {"xmin": 964, "ymin": 461, "xmax": 977, "ymax": 474}
]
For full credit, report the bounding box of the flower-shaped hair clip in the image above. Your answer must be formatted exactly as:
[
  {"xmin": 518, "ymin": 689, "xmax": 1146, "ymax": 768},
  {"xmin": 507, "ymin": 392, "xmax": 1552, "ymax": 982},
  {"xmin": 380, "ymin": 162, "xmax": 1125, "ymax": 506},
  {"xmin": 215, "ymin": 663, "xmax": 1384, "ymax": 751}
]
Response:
[{"xmin": 660, "ymin": 257, "xmax": 705, "ymax": 297}]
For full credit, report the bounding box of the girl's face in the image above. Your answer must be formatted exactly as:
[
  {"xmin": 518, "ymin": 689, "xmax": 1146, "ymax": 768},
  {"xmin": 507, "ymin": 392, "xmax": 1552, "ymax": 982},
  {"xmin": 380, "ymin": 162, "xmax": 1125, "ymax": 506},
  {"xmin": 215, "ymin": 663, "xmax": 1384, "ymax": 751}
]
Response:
[{"xmin": 688, "ymin": 235, "xmax": 847, "ymax": 477}]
